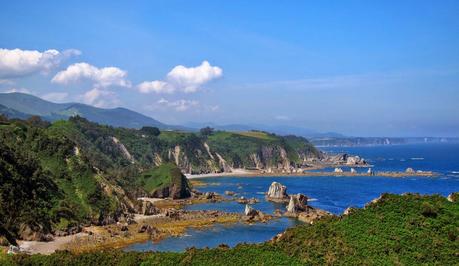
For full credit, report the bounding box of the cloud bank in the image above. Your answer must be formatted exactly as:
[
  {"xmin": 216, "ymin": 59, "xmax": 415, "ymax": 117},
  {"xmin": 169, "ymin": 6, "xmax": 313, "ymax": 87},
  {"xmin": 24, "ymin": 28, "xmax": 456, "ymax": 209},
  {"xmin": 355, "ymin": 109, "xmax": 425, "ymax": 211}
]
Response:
[
  {"xmin": 0, "ymin": 48, "xmax": 80, "ymax": 78},
  {"xmin": 138, "ymin": 61, "xmax": 222, "ymax": 94}
]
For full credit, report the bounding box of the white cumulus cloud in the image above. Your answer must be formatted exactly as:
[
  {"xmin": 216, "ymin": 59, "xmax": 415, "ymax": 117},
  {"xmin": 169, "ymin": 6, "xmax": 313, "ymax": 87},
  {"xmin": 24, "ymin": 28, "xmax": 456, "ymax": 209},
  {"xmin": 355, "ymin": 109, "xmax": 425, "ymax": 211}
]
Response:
[
  {"xmin": 52, "ymin": 62, "xmax": 131, "ymax": 88},
  {"xmin": 0, "ymin": 48, "xmax": 80, "ymax": 78},
  {"xmin": 138, "ymin": 61, "xmax": 222, "ymax": 94},
  {"xmin": 138, "ymin": 80, "xmax": 173, "ymax": 94}
]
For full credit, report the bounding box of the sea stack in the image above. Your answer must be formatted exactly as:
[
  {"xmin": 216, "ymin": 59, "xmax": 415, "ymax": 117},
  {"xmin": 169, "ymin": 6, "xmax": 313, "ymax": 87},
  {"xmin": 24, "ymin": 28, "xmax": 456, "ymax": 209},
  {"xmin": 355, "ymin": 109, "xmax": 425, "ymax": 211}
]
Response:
[
  {"xmin": 286, "ymin": 193, "xmax": 308, "ymax": 213},
  {"xmin": 266, "ymin": 182, "xmax": 289, "ymax": 202}
]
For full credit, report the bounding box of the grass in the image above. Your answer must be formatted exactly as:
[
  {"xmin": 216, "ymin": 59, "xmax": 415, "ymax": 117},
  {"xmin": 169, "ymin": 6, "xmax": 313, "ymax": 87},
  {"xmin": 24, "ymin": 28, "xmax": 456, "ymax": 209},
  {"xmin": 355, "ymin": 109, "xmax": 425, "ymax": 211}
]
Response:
[
  {"xmin": 3, "ymin": 194, "xmax": 457, "ymax": 265},
  {"xmin": 235, "ymin": 131, "xmax": 277, "ymax": 141},
  {"xmin": 139, "ymin": 163, "xmax": 180, "ymax": 193}
]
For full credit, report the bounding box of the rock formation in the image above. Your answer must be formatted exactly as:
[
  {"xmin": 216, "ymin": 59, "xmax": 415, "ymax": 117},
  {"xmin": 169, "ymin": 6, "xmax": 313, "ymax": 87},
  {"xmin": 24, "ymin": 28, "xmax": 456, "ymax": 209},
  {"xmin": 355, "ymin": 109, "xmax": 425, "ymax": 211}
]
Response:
[
  {"xmin": 244, "ymin": 205, "xmax": 258, "ymax": 217},
  {"xmin": 334, "ymin": 168, "xmax": 343, "ymax": 173},
  {"xmin": 266, "ymin": 182, "xmax": 289, "ymax": 202},
  {"xmin": 138, "ymin": 201, "xmax": 160, "ymax": 215},
  {"xmin": 286, "ymin": 194, "xmax": 308, "ymax": 213},
  {"xmin": 283, "ymin": 193, "xmax": 330, "ymax": 223}
]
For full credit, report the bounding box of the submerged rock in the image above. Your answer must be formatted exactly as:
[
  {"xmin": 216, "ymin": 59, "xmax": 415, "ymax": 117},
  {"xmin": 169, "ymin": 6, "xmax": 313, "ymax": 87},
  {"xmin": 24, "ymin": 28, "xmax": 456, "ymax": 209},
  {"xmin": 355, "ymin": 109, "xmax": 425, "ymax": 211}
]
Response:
[{"xmin": 266, "ymin": 182, "xmax": 289, "ymax": 202}]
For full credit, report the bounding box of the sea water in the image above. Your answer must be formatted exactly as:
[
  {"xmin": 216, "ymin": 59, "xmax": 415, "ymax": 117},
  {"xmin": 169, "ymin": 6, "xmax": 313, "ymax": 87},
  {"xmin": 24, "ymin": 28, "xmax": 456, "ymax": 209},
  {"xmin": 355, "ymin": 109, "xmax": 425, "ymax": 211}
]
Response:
[{"xmin": 125, "ymin": 143, "xmax": 459, "ymax": 252}]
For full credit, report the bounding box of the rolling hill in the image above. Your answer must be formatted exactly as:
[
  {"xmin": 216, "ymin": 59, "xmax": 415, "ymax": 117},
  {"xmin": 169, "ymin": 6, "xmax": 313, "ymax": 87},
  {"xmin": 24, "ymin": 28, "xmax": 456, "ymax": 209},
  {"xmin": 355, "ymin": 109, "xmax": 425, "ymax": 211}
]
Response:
[{"xmin": 0, "ymin": 92, "xmax": 170, "ymax": 129}]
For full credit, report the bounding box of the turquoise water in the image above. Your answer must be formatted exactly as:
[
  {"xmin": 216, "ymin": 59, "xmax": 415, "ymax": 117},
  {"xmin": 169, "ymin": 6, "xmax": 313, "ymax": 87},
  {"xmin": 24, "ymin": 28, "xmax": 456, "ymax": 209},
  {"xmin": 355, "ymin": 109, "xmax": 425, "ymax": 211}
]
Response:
[{"xmin": 125, "ymin": 143, "xmax": 459, "ymax": 252}]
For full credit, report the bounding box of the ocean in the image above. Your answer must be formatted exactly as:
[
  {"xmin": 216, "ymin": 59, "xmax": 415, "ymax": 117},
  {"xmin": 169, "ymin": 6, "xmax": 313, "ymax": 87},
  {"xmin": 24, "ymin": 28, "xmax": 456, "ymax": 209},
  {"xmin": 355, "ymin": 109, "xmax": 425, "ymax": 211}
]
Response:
[{"xmin": 125, "ymin": 143, "xmax": 459, "ymax": 252}]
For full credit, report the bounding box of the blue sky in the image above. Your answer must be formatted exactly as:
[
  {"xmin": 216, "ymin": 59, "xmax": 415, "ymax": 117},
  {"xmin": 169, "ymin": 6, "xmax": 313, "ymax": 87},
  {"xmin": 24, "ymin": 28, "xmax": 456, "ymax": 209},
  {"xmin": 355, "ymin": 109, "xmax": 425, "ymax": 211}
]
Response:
[{"xmin": 0, "ymin": 0, "xmax": 458, "ymax": 137}]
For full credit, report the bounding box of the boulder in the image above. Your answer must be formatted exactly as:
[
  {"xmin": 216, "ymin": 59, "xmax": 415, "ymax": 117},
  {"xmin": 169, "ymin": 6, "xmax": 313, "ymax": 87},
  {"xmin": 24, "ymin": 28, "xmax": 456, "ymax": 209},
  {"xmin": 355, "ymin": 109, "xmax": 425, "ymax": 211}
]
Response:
[
  {"xmin": 266, "ymin": 182, "xmax": 289, "ymax": 202},
  {"xmin": 406, "ymin": 167, "xmax": 415, "ymax": 174},
  {"xmin": 225, "ymin": 191, "xmax": 236, "ymax": 196}
]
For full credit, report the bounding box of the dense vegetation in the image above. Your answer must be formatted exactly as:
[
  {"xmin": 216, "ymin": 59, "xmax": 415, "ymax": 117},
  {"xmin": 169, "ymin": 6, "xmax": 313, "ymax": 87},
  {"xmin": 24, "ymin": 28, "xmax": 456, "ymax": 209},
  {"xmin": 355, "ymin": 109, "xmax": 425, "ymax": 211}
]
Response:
[
  {"xmin": 1, "ymin": 194, "xmax": 457, "ymax": 265},
  {"xmin": 0, "ymin": 115, "xmax": 319, "ymax": 243}
]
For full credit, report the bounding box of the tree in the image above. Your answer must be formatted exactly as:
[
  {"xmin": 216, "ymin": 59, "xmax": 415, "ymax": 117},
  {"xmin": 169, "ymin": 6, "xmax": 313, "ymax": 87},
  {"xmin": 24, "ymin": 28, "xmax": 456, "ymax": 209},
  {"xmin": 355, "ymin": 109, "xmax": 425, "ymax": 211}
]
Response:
[
  {"xmin": 200, "ymin": 127, "xmax": 214, "ymax": 137},
  {"xmin": 141, "ymin": 126, "xmax": 160, "ymax": 136}
]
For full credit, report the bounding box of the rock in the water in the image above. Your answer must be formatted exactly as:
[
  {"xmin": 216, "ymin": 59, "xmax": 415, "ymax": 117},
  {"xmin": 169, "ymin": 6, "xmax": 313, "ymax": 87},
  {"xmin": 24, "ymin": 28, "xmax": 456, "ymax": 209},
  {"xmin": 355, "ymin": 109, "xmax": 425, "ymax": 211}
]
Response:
[
  {"xmin": 225, "ymin": 191, "xmax": 236, "ymax": 196},
  {"xmin": 350, "ymin": 168, "xmax": 357, "ymax": 173},
  {"xmin": 346, "ymin": 155, "xmax": 366, "ymax": 165},
  {"xmin": 334, "ymin": 168, "xmax": 343, "ymax": 173},
  {"xmin": 266, "ymin": 182, "xmax": 289, "ymax": 202},
  {"xmin": 406, "ymin": 167, "xmax": 415, "ymax": 173},
  {"xmin": 286, "ymin": 193, "xmax": 308, "ymax": 213},
  {"xmin": 244, "ymin": 205, "xmax": 258, "ymax": 217},
  {"xmin": 367, "ymin": 168, "xmax": 373, "ymax": 175}
]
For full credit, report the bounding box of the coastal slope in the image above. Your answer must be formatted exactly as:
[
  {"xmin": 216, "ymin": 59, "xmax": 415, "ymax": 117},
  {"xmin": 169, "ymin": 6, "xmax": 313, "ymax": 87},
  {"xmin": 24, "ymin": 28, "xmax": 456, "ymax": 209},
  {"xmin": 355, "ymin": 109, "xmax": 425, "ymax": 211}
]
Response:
[{"xmin": 2, "ymin": 193, "xmax": 458, "ymax": 265}]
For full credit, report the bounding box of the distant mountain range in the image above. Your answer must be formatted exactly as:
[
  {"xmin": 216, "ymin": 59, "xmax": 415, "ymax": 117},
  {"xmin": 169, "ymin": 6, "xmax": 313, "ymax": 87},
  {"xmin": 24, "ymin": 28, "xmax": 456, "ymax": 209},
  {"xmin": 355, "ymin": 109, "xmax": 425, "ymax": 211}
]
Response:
[
  {"xmin": 1, "ymin": 93, "xmax": 457, "ymax": 145},
  {"xmin": 0, "ymin": 92, "xmax": 180, "ymax": 129}
]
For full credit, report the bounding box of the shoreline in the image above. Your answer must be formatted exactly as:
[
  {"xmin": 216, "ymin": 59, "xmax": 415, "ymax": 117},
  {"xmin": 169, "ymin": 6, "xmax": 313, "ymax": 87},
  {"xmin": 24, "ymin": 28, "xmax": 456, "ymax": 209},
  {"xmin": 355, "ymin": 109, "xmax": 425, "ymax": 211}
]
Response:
[{"xmin": 186, "ymin": 168, "xmax": 438, "ymax": 179}]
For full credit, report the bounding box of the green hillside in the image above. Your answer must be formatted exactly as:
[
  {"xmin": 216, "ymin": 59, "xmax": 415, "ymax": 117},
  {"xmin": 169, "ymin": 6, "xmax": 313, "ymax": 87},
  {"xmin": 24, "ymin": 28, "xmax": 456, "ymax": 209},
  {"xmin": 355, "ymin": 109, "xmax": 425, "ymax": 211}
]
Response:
[
  {"xmin": 3, "ymin": 194, "xmax": 457, "ymax": 265},
  {"xmin": 0, "ymin": 115, "xmax": 319, "ymax": 244}
]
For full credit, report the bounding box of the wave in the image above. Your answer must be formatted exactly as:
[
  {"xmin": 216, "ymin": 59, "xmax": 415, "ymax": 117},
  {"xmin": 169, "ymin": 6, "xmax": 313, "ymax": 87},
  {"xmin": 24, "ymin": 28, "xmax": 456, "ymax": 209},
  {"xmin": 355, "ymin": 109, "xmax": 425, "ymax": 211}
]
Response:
[
  {"xmin": 451, "ymin": 171, "xmax": 459, "ymax": 174},
  {"xmin": 411, "ymin": 157, "xmax": 424, "ymax": 160},
  {"xmin": 308, "ymin": 198, "xmax": 318, "ymax": 202}
]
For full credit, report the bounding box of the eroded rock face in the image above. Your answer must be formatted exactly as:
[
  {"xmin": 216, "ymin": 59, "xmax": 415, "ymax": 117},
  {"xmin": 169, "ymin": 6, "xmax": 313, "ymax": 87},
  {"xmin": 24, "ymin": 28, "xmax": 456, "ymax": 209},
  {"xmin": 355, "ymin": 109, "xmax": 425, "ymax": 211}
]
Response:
[
  {"xmin": 139, "ymin": 201, "xmax": 160, "ymax": 215},
  {"xmin": 18, "ymin": 224, "xmax": 53, "ymax": 242},
  {"xmin": 266, "ymin": 182, "xmax": 289, "ymax": 202},
  {"xmin": 244, "ymin": 205, "xmax": 258, "ymax": 217},
  {"xmin": 150, "ymin": 171, "xmax": 192, "ymax": 199},
  {"xmin": 286, "ymin": 194, "xmax": 308, "ymax": 213}
]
